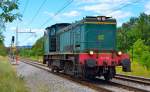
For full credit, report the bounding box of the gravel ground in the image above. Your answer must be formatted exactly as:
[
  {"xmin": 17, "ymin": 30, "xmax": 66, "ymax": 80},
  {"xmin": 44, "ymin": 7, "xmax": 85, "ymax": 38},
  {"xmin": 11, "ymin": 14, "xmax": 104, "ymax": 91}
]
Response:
[{"xmin": 16, "ymin": 62, "xmax": 97, "ymax": 92}]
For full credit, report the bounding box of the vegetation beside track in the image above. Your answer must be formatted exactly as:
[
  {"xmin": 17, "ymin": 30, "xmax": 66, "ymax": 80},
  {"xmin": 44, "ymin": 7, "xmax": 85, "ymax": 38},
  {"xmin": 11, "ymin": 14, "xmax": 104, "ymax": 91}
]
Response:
[
  {"xmin": 116, "ymin": 60, "xmax": 150, "ymax": 78},
  {"xmin": 118, "ymin": 13, "xmax": 150, "ymax": 70},
  {"xmin": 19, "ymin": 37, "xmax": 43, "ymax": 63},
  {"xmin": 20, "ymin": 56, "xmax": 43, "ymax": 63},
  {"xmin": 0, "ymin": 56, "xmax": 28, "ymax": 92}
]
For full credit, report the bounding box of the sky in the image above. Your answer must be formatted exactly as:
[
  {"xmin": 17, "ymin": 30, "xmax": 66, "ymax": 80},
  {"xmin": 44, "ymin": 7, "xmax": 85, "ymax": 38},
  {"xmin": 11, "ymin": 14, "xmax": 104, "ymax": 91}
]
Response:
[{"xmin": 3, "ymin": 0, "xmax": 150, "ymax": 47}]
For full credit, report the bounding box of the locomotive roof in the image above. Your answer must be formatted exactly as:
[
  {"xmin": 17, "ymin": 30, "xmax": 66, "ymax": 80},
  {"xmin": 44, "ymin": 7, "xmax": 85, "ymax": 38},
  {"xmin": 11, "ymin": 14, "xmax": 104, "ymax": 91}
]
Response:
[
  {"xmin": 84, "ymin": 16, "xmax": 116, "ymax": 22},
  {"xmin": 45, "ymin": 23, "xmax": 71, "ymax": 30},
  {"xmin": 56, "ymin": 16, "xmax": 116, "ymax": 35}
]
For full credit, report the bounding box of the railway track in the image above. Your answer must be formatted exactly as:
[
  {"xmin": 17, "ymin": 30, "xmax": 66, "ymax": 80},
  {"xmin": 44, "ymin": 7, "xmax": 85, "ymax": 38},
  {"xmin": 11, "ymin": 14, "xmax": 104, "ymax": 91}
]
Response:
[
  {"xmin": 20, "ymin": 60, "xmax": 112, "ymax": 92},
  {"xmin": 115, "ymin": 74, "xmax": 150, "ymax": 85},
  {"xmin": 20, "ymin": 59, "xmax": 150, "ymax": 92}
]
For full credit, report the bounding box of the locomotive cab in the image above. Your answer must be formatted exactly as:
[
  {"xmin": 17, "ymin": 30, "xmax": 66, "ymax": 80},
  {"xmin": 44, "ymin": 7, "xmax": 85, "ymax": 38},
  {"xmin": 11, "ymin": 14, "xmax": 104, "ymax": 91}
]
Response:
[
  {"xmin": 84, "ymin": 16, "xmax": 116, "ymax": 51},
  {"xmin": 78, "ymin": 16, "xmax": 131, "ymax": 80}
]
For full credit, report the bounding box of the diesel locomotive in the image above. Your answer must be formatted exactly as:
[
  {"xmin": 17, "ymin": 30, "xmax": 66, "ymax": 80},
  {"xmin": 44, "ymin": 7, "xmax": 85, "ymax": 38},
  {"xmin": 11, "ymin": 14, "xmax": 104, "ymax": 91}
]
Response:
[{"xmin": 43, "ymin": 16, "xmax": 131, "ymax": 81}]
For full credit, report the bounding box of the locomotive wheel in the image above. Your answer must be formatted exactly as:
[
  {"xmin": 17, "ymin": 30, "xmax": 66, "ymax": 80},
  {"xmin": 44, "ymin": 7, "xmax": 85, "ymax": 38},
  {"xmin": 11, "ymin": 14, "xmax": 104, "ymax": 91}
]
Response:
[
  {"xmin": 51, "ymin": 66, "xmax": 54, "ymax": 72},
  {"xmin": 51, "ymin": 66, "xmax": 59, "ymax": 73},
  {"xmin": 103, "ymin": 67, "xmax": 115, "ymax": 81},
  {"xmin": 104, "ymin": 73, "xmax": 111, "ymax": 81},
  {"xmin": 64, "ymin": 62, "xmax": 69, "ymax": 73},
  {"xmin": 73, "ymin": 65, "xmax": 79, "ymax": 78},
  {"xmin": 82, "ymin": 65, "xmax": 96, "ymax": 80},
  {"xmin": 56, "ymin": 67, "xmax": 59, "ymax": 73},
  {"xmin": 82, "ymin": 65, "xmax": 87, "ymax": 79},
  {"xmin": 64, "ymin": 62, "xmax": 73, "ymax": 75}
]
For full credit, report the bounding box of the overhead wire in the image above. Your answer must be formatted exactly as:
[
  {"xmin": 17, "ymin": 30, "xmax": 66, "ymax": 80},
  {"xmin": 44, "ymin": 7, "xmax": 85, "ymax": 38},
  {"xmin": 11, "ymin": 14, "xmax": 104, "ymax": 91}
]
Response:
[
  {"xmin": 20, "ymin": 0, "xmax": 74, "ymax": 45},
  {"xmin": 17, "ymin": 0, "xmax": 47, "ymax": 46},
  {"xmin": 28, "ymin": 0, "xmax": 48, "ymax": 27},
  {"xmin": 15, "ymin": 0, "xmax": 29, "ymax": 47},
  {"xmin": 39, "ymin": 0, "xmax": 74, "ymax": 28},
  {"xmin": 22, "ymin": 0, "xmax": 29, "ymax": 19},
  {"xmin": 108, "ymin": 0, "xmax": 141, "ymax": 15}
]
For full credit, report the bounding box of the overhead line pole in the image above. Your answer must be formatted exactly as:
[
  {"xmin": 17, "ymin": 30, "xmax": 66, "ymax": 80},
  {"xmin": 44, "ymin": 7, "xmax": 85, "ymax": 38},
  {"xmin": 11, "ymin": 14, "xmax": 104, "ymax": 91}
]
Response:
[{"xmin": 16, "ymin": 25, "xmax": 19, "ymax": 64}]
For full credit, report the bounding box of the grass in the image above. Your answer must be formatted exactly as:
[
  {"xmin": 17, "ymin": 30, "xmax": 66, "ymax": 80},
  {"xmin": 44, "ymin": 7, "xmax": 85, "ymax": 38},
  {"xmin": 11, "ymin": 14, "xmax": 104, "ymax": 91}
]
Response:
[
  {"xmin": 21, "ymin": 55, "xmax": 43, "ymax": 63},
  {"xmin": 29, "ymin": 56, "xmax": 43, "ymax": 63},
  {"xmin": 116, "ymin": 59, "xmax": 150, "ymax": 78},
  {"xmin": 0, "ymin": 56, "xmax": 28, "ymax": 92}
]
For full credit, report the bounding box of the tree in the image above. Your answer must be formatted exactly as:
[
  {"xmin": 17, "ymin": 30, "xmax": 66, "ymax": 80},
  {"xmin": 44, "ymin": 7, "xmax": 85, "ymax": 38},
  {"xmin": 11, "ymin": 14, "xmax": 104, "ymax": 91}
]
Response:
[
  {"xmin": 0, "ymin": 0, "xmax": 21, "ymax": 56},
  {"xmin": 136, "ymin": 13, "xmax": 150, "ymax": 46},
  {"xmin": 131, "ymin": 39, "xmax": 150, "ymax": 69},
  {"xmin": 117, "ymin": 13, "xmax": 150, "ymax": 51},
  {"xmin": 0, "ymin": 0, "xmax": 21, "ymax": 22},
  {"xmin": 117, "ymin": 13, "xmax": 150, "ymax": 69},
  {"xmin": 32, "ymin": 37, "xmax": 44, "ymax": 56},
  {"xmin": 117, "ymin": 17, "xmax": 138, "ymax": 51}
]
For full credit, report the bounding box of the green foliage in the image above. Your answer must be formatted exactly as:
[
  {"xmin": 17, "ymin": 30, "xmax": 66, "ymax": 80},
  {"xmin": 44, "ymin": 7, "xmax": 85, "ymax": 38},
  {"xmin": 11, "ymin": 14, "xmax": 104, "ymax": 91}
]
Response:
[
  {"xmin": 0, "ymin": 0, "xmax": 21, "ymax": 22},
  {"xmin": 117, "ymin": 13, "xmax": 150, "ymax": 69},
  {"xmin": 0, "ymin": 32, "xmax": 4, "ymax": 43},
  {"xmin": 0, "ymin": 42, "xmax": 7, "ymax": 56},
  {"xmin": 19, "ymin": 37, "xmax": 44, "ymax": 58},
  {"xmin": 0, "ymin": 28, "xmax": 6, "ymax": 56},
  {"xmin": 0, "ymin": 0, "xmax": 21, "ymax": 56},
  {"xmin": 128, "ymin": 39, "xmax": 150, "ymax": 69},
  {"xmin": 32, "ymin": 37, "xmax": 44, "ymax": 56},
  {"xmin": 116, "ymin": 60, "xmax": 150, "ymax": 78},
  {"xmin": 132, "ymin": 39, "xmax": 149, "ymax": 57},
  {"xmin": 117, "ymin": 13, "xmax": 150, "ymax": 51},
  {"xmin": 140, "ymin": 51, "xmax": 150, "ymax": 69}
]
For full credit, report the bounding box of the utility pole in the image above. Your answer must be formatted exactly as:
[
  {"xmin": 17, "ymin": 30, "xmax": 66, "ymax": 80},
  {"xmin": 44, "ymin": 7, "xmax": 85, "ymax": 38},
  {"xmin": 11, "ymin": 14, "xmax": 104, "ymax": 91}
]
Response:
[
  {"xmin": 10, "ymin": 36, "xmax": 15, "ymax": 63},
  {"xmin": 17, "ymin": 28, "xmax": 35, "ymax": 58},
  {"xmin": 16, "ymin": 26, "xmax": 19, "ymax": 64}
]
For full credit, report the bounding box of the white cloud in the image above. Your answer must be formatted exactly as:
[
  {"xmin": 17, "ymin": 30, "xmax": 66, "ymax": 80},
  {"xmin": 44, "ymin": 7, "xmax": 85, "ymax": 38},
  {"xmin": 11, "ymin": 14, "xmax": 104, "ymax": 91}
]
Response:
[
  {"xmin": 75, "ymin": 0, "xmax": 98, "ymax": 4},
  {"xmin": 8, "ymin": 27, "xmax": 44, "ymax": 33},
  {"xmin": 43, "ymin": 11, "xmax": 63, "ymax": 22},
  {"xmin": 76, "ymin": 0, "xmax": 131, "ymax": 5},
  {"xmin": 43, "ymin": 10, "xmax": 80, "ymax": 23},
  {"xmin": 108, "ymin": 10, "xmax": 132, "ymax": 19},
  {"xmin": 81, "ymin": 3, "xmax": 111, "ymax": 14},
  {"xmin": 18, "ymin": 28, "xmax": 43, "ymax": 33},
  {"xmin": 62, "ymin": 11, "xmax": 80, "ymax": 17},
  {"xmin": 145, "ymin": 1, "xmax": 150, "ymax": 14},
  {"xmin": 80, "ymin": 0, "xmax": 135, "ymax": 19},
  {"xmin": 9, "ymin": 26, "xmax": 16, "ymax": 30},
  {"xmin": 43, "ymin": 11, "xmax": 54, "ymax": 17}
]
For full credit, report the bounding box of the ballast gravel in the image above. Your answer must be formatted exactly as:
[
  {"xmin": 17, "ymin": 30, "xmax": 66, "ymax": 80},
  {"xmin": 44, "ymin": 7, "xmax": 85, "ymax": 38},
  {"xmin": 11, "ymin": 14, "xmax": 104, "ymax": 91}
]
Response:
[{"xmin": 16, "ymin": 62, "xmax": 97, "ymax": 92}]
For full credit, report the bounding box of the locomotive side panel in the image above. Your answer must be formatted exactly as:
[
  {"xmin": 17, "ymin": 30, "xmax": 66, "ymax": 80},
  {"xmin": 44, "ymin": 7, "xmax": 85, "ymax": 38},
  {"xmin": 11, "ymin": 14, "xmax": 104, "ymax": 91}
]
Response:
[
  {"xmin": 58, "ymin": 24, "xmax": 85, "ymax": 52},
  {"xmin": 44, "ymin": 30, "xmax": 50, "ymax": 54}
]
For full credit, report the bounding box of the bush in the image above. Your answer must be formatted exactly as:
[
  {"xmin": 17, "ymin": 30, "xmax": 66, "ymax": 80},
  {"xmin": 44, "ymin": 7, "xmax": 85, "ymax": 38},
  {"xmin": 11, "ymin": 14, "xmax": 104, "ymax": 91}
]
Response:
[
  {"xmin": 133, "ymin": 39, "xmax": 149, "ymax": 56},
  {"xmin": 0, "ymin": 42, "xmax": 7, "ymax": 56},
  {"xmin": 130, "ymin": 39, "xmax": 150, "ymax": 69},
  {"xmin": 140, "ymin": 51, "xmax": 150, "ymax": 69}
]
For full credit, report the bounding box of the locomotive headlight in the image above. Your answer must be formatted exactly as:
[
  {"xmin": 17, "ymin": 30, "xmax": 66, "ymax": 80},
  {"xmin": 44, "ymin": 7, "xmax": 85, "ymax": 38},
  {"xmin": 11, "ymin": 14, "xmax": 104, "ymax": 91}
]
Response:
[
  {"xmin": 118, "ymin": 51, "xmax": 122, "ymax": 55},
  {"xmin": 89, "ymin": 51, "xmax": 94, "ymax": 55}
]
